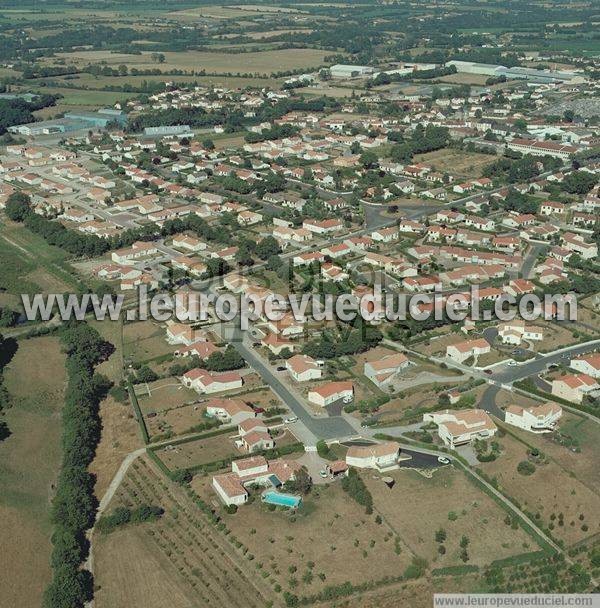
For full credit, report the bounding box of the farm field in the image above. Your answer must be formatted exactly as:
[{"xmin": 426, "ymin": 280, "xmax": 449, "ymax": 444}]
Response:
[
  {"xmin": 478, "ymin": 430, "xmax": 600, "ymax": 546},
  {"xmin": 192, "ymin": 467, "xmax": 415, "ymax": 595},
  {"xmin": 51, "ymin": 48, "xmax": 331, "ymax": 75},
  {"xmin": 94, "ymin": 456, "xmax": 274, "ymax": 608},
  {"xmin": 0, "ymin": 337, "xmax": 66, "ymax": 608},
  {"xmin": 365, "ymin": 467, "xmax": 539, "ymax": 567}
]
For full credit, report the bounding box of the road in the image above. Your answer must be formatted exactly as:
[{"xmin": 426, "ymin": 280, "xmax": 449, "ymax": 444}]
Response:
[
  {"xmin": 521, "ymin": 242, "xmax": 548, "ymax": 279},
  {"xmin": 221, "ymin": 323, "xmax": 358, "ymax": 443}
]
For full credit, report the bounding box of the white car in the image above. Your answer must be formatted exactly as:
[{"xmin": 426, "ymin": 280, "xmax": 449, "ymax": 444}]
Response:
[
  {"xmin": 437, "ymin": 456, "xmax": 450, "ymax": 464},
  {"xmin": 284, "ymin": 416, "xmax": 298, "ymax": 424},
  {"xmin": 342, "ymin": 395, "xmax": 353, "ymax": 404},
  {"xmin": 319, "ymin": 470, "xmax": 328, "ymax": 478},
  {"xmin": 507, "ymin": 361, "xmax": 517, "ymax": 366}
]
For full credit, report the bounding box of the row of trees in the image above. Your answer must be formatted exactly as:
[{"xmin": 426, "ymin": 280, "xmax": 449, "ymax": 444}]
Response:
[
  {"xmin": 43, "ymin": 323, "xmax": 114, "ymax": 608},
  {"xmin": 0, "ymin": 333, "xmax": 16, "ymax": 442}
]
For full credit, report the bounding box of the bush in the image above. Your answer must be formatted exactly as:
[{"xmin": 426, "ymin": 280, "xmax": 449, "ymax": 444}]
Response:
[{"xmin": 517, "ymin": 461, "xmax": 536, "ymax": 476}]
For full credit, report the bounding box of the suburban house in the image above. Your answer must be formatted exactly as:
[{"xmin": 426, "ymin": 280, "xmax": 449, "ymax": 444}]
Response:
[
  {"xmin": 364, "ymin": 353, "xmax": 410, "ymax": 387},
  {"xmin": 505, "ymin": 402, "xmax": 562, "ymax": 433},
  {"xmin": 237, "ymin": 419, "xmax": 274, "ymax": 453},
  {"xmin": 212, "ymin": 456, "xmax": 303, "ymax": 506},
  {"xmin": 166, "ymin": 322, "xmax": 207, "ymax": 346},
  {"xmin": 345, "ymin": 441, "xmax": 401, "ymax": 471},
  {"xmin": 308, "ymin": 381, "xmax": 354, "ymax": 407},
  {"xmin": 111, "ymin": 241, "xmax": 158, "ymax": 265},
  {"xmin": 551, "ymin": 374, "xmax": 600, "ymax": 404},
  {"xmin": 570, "ymin": 354, "xmax": 600, "ymax": 378},
  {"xmin": 182, "ymin": 369, "xmax": 244, "ymax": 394},
  {"xmin": 497, "ymin": 321, "xmax": 544, "ymax": 346},
  {"xmin": 205, "ymin": 398, "xmax": 255, "ymax": 425},
  {"xmin": 446, "ymin": 338, "xmax": 491, "ymax": 364},
  {"xmin": 423, "ymin": 409, "xmax": 497, "ymax": 448},
  {"xmin": 285, "ymin": 354, "xmax": 323, "ymax": 382}
]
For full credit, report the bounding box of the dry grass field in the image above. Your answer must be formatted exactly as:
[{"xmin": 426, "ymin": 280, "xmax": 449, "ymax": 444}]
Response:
[
  {"xmin": 123, "ymin": 320, "xmax": 174, "ymax": 363},
  {"xmin": 156, "ymin": 428, "xmax": 297, "ymax": 471},
  {"xmin": 51, "ymin": 48, "xmax": 330, "ymax": 75},
  {"xmin": 0, "ymin": 337, "xmax": 66, "ymax": 608},
  {"xmin": 413, "ymin": 148, "xmax": 497, "ymax": 178},
  {"xmin": 365, "ymin": 467, "xmax": 538, "ymax": 567},
  {"xmin": 478, "ymin": 431, "xmax": 600, "ymax": 546}
]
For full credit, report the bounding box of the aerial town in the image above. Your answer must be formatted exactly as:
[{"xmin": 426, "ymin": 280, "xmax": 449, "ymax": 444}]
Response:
[{"xmin": 0, "ymin": 2, "xmax": 599, "ymax": 607}]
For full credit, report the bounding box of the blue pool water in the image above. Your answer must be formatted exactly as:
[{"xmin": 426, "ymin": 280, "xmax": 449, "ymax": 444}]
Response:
[{"xmin": 262, "ymin": 491, "xmax": 301, "ymax": 508}]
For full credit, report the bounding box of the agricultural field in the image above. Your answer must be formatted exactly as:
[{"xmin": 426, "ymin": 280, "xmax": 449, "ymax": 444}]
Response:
[
  {"xmin": 50, "ymin": 48, "xmax": 331, "ymax": 75},
  {"xmin": 192, "ymin": 466, "xmax": 415, "ymax": 595},
  {"xmin": 0, "ymin": 337, "xmax": 66, "ymax": 608},
  {"xmin": 94, "ymin": 456, "xmax": 274, "ymax": 608},
  {"xmin": 365, "ymin": 467, "xmax": 540, "ymax": 567}
]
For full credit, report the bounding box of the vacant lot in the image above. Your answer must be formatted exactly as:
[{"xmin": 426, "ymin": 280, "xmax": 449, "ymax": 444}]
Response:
[
  {"xmin": 193, "ymin": 468, "xmax": 413, "ymax": 595},
  {"xmin": 0, "ymin": 222, "xmax": 76, "ymax": 295},
  {"xmin": 413, "ymin": 149, "xmax": 497, "ymax": 179},
  {"xmin": 135, "ymin": 378, "xmax": 198, "ymax": 415},
  {"xmin": 366, "ymin": 467, "xmax": 538, "ymax": 567},
  {"xmin": 95, "ymin": 456, "xmax": 274, "ymax": 608},
  {"xmin": 123, "ymin": 321, "xmax": 174, "ymax": 364},
  {"xmin": 52, "ymin": 48, "xmax": 330, "ymax": 75},
  {"xmin": 497, "ymin": 407, "xmax": 600, "ymax": 495},
  {"xmin": 479, "ymin": 431, "xmax": 600, "ymax": 546},
  {"xmin": 0, "ymin": 337, "xmax": 65, "ymax": 608}
]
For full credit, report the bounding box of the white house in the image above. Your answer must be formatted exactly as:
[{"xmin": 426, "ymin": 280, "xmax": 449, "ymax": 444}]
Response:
[
  {"xmin": 505, "ymin": 402, "xmax": 562, "ymax": 433},
  {"xmin": 182, "ymin": 369, "xmax": 243, "ymax": 394},
  {"xmin": 345, "ymin": 441, "xmax": 400, "ymax": 472},
  {"xmin": 205, "ymin": 398, "xmax": 255, "ymax": 425},
  {"xmin": 423, "ymin": 409, "xmax": 497, "ymax": 448},
  {"xmin": 308, "ymin": 381, "xmax": 353, "ymax": 407},
  {"xmin": 285, "ymin": 354, "xmax": 323, "ymax": 382},
  {"xmin": 551, "ymin": 374, "xmax": 600, "ymax": 404},
  {"xmin": 364, "ymin": 353, "xmax": 409, "ymax": 386},
  {"xmin": 446, "ymin": 338, "xmax": 491, "ymax": 364},
  {"xmin": 212, "ymin": 456, "xmax": 302, "ymax": 506},
  {"xmin": 570, "ymin": 353, "xmax": 600, "ymax": 378}
]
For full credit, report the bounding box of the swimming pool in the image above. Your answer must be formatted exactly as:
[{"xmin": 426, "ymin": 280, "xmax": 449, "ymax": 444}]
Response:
[{"xmin": 262, "ymin": 491, "xmax": 301, "ymax": 508}]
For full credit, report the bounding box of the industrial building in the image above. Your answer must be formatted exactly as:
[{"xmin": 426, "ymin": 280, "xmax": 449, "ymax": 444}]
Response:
[
  {"xmin": 329, "ymin": 64, "xmax": 375, "ymax": 79},
  {"xmin": 8, "ymin": 108, "xmax": 127, "ymax": 136},
  {"xmin": 143, "ymin": 125, "xmax": 193, "ymax": 137},
  {"xmin": 446, "ymin": 60, "xmax": 583, "ymax": 84}
]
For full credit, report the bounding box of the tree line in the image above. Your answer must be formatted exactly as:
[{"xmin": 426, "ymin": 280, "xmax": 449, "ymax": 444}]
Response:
[{"xmin": 43, "ymin": 323, "xmax": 114, "ymax": 608}]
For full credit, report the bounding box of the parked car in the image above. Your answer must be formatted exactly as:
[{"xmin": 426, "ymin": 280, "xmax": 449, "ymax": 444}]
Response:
[
  {"xmin": 437, "ymin": 456, "xmax": 450, "ymax": 464},
  {"xmin": 284, "ymin": 416, "xmax": 298, "ymax": 424},
  {"xmin": 276, "ymin": 366, "xmax": 286, "ymax": 371},
  {"xmin": 319, "ymin": 470, "xmax": 328, "ymax": 478}
]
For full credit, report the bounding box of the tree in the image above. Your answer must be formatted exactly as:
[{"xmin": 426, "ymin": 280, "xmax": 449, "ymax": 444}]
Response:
[
  {"xmin": 435, "ymin": 528, "xmax": 447, "ymax": 543},
  {"xmin": 359, "ymin": 150, "xmax": 378, "ymax": 169},
  {"xmin": 4, "ymin": 191, "xmax": 32, "ymax": 222},
  {"xmin": 135, "ymin": 365, "xmax": 158, "ymax": 383},
  {"xmin": 517, "ymin": 460, "xmax": 536, "ymax": 476},
  {"xmin": 284, "ymin": 466, "xmax": 312, "ymax": 495},
  {"xmin": 562, "ymin": 171, "xmax": 598, "ymax": 195},
  {"xmin": 256, "ymin": 236, "xmax": 281, "ymax": 260}
]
